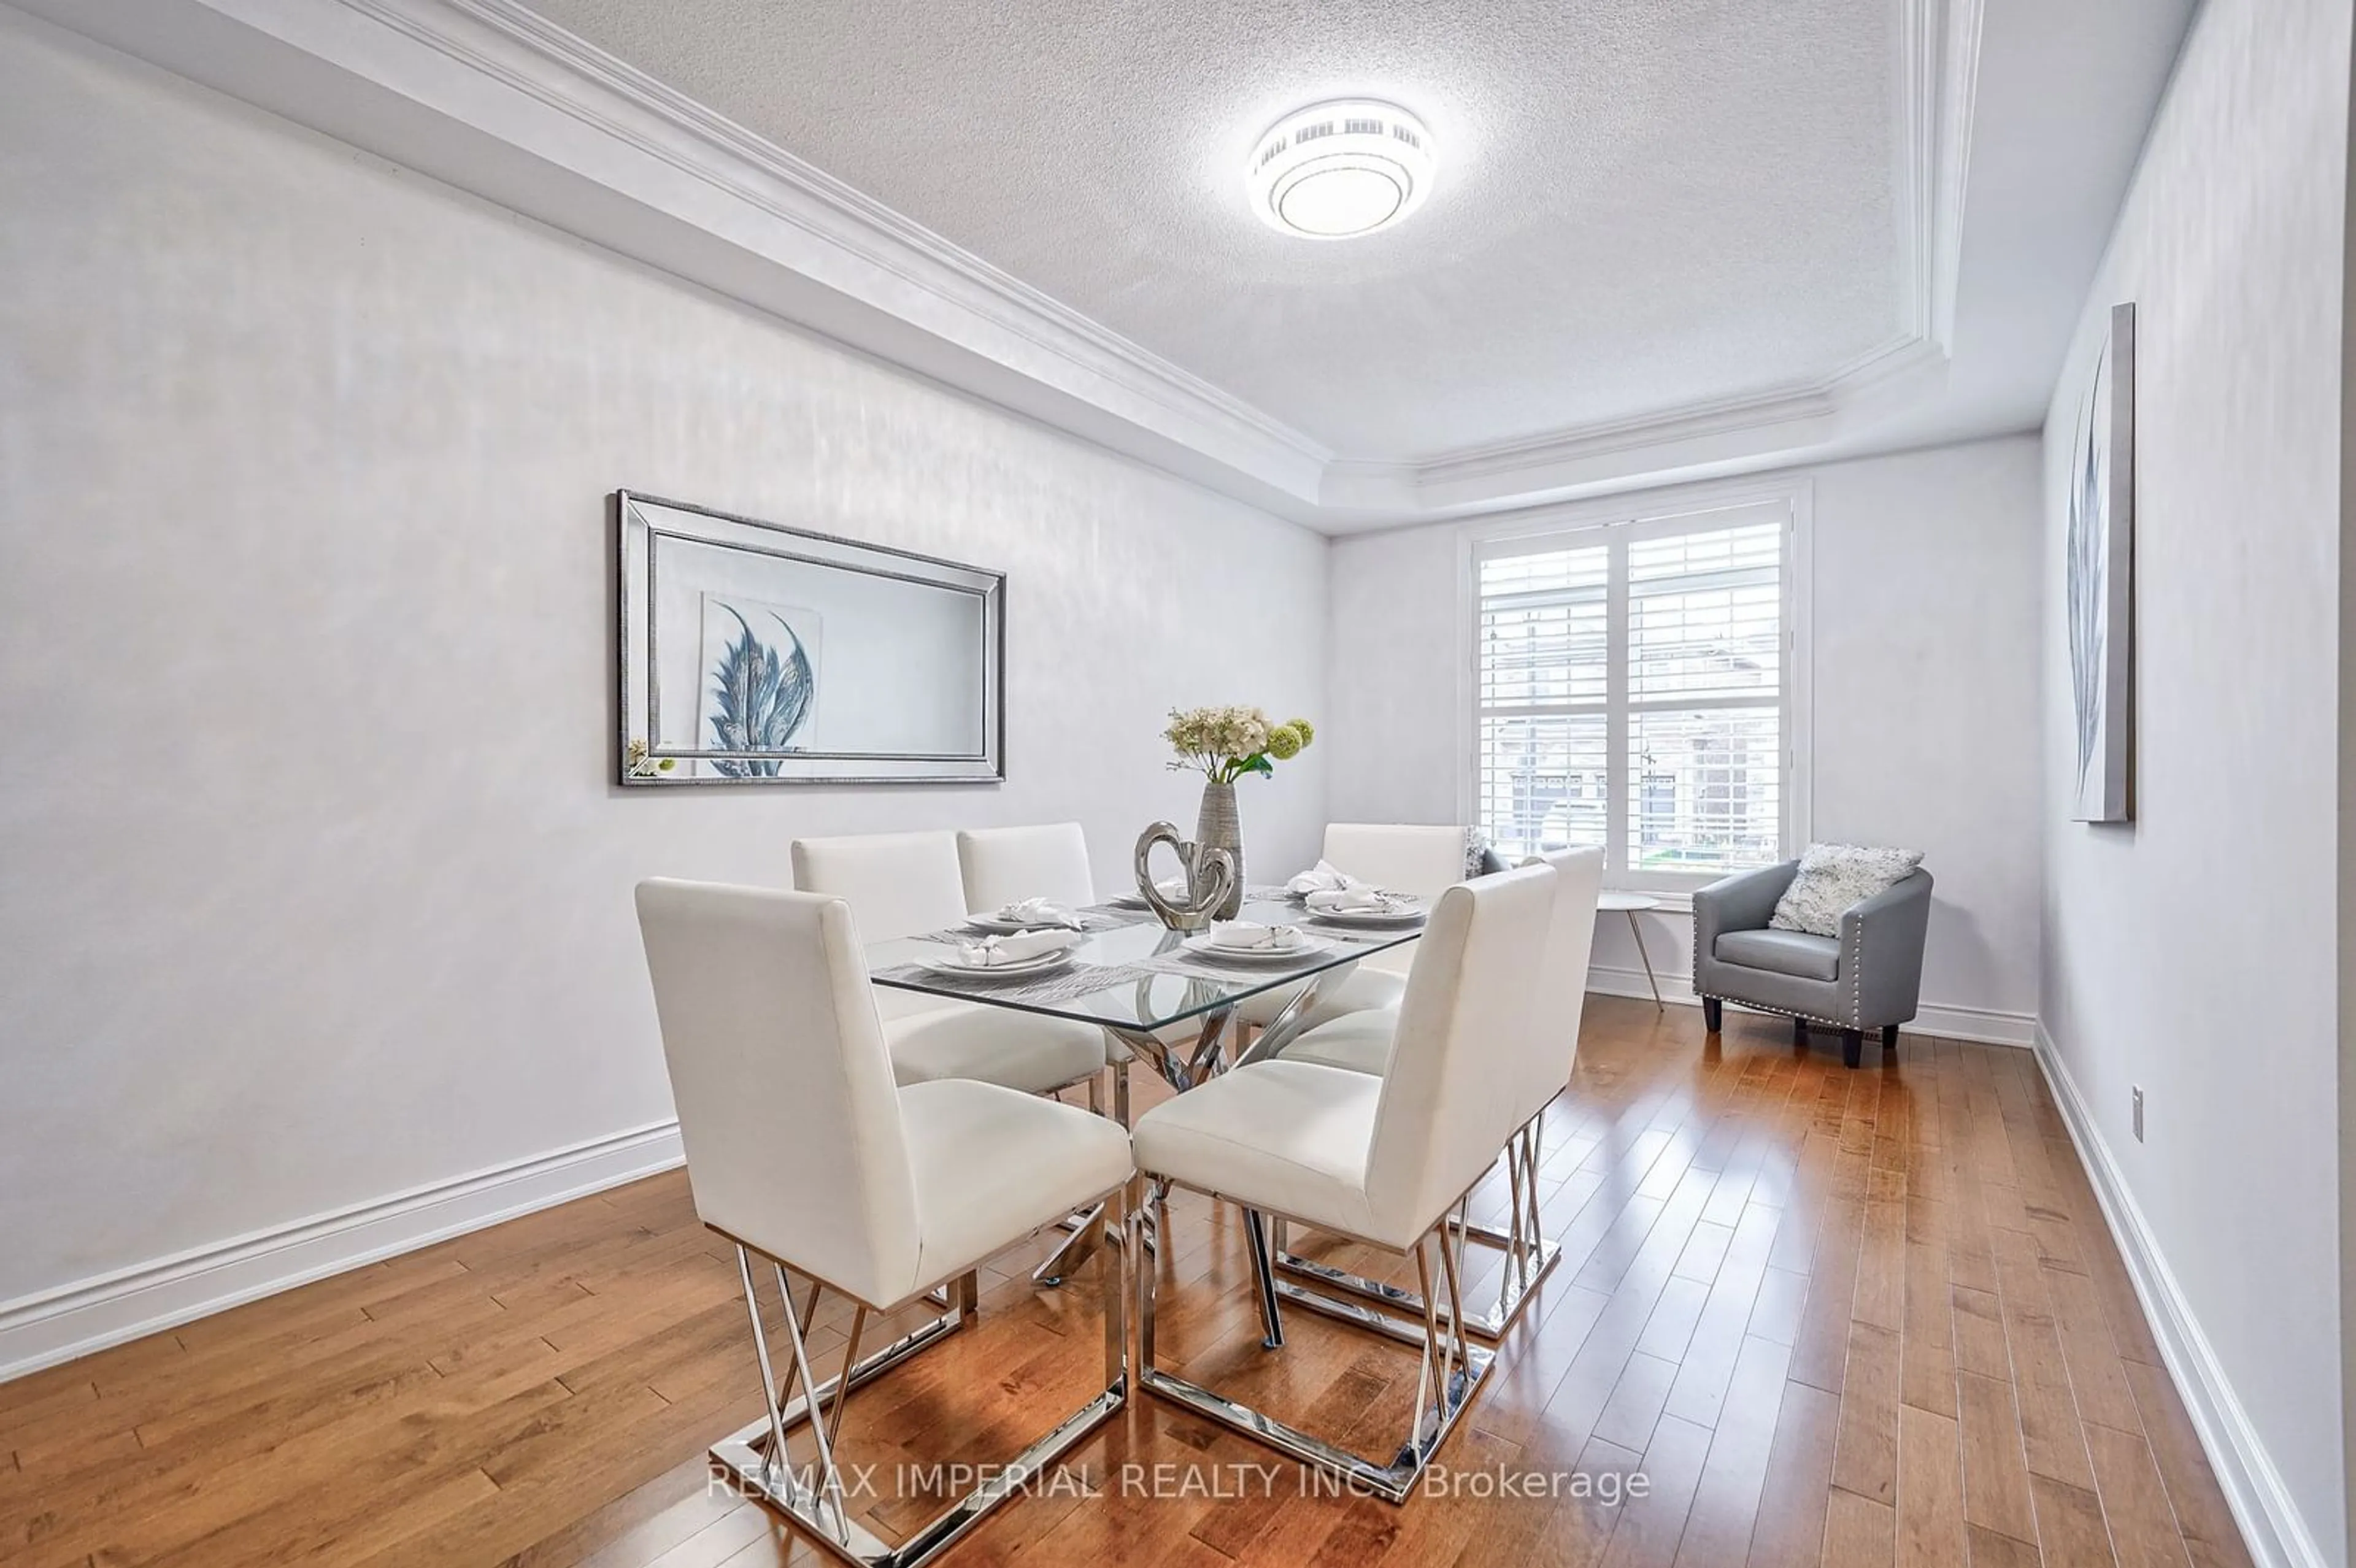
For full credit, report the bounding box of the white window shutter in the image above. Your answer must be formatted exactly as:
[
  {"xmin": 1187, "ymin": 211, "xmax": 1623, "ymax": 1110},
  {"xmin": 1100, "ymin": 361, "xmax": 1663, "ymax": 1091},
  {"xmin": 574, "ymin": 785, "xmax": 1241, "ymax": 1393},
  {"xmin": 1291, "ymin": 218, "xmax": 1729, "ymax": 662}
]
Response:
[{"xmin": 1474, "ymin": 505, "xmax": 1793, "ymax": 883}]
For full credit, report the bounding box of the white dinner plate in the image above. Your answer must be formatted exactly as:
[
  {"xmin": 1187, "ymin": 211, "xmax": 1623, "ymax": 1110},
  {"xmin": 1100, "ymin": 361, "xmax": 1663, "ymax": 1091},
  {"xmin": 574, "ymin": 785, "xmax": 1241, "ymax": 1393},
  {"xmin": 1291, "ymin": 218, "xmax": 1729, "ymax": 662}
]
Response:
[
  {"xmin": 1184, "ymin": 932, "xmax": 1330, "ymax": 964},
  {"xmin": 920, "ymin": 947, "xmax": 1074, "ymax": 978},
  {"xmin": 965, "ymin": 912, "xmax": 1079, "ymax": 935},
  {"xmin": 1306, "ymin": 901, "xmax": 1426, "ymax": 929},
  {"xmin": 1282, "ymin": 885, "xmax": 1372, "ymax": 902}
]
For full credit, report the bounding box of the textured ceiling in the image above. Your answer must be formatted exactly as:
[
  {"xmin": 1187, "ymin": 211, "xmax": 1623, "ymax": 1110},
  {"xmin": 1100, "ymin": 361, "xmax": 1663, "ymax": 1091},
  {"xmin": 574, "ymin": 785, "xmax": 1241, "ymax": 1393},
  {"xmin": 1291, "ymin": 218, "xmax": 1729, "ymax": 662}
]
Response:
[{"xmin": 530, "ymin": 0, "xmax": 1906, "ymax": 461}]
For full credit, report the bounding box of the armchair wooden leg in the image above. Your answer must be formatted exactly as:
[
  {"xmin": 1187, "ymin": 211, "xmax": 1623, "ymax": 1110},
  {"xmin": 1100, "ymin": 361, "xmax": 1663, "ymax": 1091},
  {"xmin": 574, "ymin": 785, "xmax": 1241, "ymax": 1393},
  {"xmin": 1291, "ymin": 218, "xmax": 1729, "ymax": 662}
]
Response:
[
  {"xmin": 1792, "ymin": 1017, "xmax": 1810, "ymax": 1047},
  {"xmin": 1881, "ymin": 1024, "xmax": 1901, "ymax": 1053},
  {"xmin": 1840, "ymin": 1029, "xmax": 1863, "ymax": 1069},
  {"xmin": 1701, "ymin": 997, "xmax": 1723, "ymax": 1032}
]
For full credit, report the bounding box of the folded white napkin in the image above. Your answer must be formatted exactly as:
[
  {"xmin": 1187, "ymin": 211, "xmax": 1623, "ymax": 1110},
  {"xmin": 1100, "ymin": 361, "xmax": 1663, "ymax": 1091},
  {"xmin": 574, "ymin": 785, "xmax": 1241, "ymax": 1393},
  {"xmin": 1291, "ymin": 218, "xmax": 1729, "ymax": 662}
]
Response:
[
  {"xmin": 1207, "ymin": 920, "xmax": 1307, "ymax": 952},
  {"xmin": 994, "ymin": 896, "xmax": 1078, "ymax": 928},
  {"xmin": 953, "ymin": 929, "xmax": 1082, "ymax": 967},
  {"xmin": 1306, "ymin": 886, "xmax": 1408, "ymax": 914},
  {"xmin": 1287, "ymin": 860, "xmax": 1371, "ymax": 896}
]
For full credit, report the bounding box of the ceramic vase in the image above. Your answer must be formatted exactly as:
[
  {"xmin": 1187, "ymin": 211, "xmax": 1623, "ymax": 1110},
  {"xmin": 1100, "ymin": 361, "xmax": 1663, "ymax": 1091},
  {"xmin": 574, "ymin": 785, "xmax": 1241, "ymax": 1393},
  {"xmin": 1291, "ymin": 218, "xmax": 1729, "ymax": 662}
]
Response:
[{"xmin": 1195, "ymin": 780, "xmax": 1244, "ymax": 920}]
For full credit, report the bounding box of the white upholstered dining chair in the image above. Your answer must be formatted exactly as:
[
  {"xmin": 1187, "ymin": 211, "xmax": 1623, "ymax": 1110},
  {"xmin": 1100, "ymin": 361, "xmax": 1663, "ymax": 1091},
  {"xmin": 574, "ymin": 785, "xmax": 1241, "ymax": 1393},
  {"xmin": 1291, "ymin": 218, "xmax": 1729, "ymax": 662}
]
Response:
[
  {"xmin": 791, "ymin": 831, "xmax": 1106, "ymax": 1097},
  {"xmin": 956, "ymin": 821, "xmax": 1096, "ymax": 913},
  {"xmin": 1269, "ymin": 846, "xmax": 1603, "ymax": 1337},
  {"xmin": 1128, "ymin": 862, "xmax": 1557, "ymax": 1499},
  {"xmin": 1234, "ymin": 821, "xmax": 1474, "ymax": 1033},
  {"xmin": 635, "ymin": 880, "xmax": 1133, "ymax": 1568}
]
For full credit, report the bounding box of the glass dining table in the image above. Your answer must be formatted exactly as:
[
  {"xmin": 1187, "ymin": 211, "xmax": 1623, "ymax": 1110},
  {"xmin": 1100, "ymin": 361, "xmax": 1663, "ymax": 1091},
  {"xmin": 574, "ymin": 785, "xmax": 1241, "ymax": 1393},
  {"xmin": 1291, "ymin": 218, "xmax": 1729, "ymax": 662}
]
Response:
[
  {"xmin": 865, "ymin": 887, "xmax": 1422, "ymax": 1094},
  {"xmin": 862, "ymin": 887, "xmax": 1425, "ymax": 1305}
]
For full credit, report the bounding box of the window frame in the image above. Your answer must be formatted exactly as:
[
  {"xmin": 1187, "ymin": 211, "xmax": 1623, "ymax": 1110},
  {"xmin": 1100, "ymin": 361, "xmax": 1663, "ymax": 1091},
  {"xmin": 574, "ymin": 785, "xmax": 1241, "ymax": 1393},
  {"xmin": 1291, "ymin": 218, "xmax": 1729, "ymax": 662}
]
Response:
[{"xmin": 1455, "ymin": 477, "xmax": 1813, "ymax": 901}]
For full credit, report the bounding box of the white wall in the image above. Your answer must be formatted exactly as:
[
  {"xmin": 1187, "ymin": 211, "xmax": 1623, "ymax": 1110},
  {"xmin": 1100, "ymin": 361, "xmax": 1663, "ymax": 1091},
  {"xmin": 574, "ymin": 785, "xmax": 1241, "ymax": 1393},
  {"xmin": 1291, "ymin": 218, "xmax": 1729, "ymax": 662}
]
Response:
[
  {"xmin": 2038, "ymin": 0, "xmax": 2350, "ymax": 1561},
  {"xmin": 0, "ymin": 19, "xmax": 1327, "ymax": 1323},
  {"xmin": 1328, "ymin": 436, "xmax": 2045, "ymax": 1037}
]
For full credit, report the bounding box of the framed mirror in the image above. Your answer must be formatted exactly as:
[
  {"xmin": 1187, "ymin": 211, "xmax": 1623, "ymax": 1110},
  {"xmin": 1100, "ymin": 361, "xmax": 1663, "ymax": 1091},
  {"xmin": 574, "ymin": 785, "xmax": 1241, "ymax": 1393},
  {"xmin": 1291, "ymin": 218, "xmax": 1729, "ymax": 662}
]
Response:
[{"xmin": 616, "ymin": 492, "xmax": 1005, "ymax": 785}]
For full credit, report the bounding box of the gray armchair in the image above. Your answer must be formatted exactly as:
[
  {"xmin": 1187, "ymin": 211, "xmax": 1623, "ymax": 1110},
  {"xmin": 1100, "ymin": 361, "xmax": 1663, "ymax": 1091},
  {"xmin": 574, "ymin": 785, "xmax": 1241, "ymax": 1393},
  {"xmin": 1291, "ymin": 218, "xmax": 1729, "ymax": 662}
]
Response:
[{"xmin": 1691, "ymin": 861, "xmax": 1933, "ymax": 1068}]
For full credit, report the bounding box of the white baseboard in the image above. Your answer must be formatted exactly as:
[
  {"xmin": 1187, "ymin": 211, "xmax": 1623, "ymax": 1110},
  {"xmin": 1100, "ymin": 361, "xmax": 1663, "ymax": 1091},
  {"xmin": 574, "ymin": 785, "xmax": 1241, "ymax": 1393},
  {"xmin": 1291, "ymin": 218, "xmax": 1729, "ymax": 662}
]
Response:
[
  {"xmin": 1585, "ymin": 963, "xmax": 2037, "ymax": 1047},
  {"xmin": 2031, "ymin": 1024, "xmax": 2324, "ymax": 1568},
  {"xmin": 0, "ymin": 1120, "xmax": 684, "ymax": 1384}
]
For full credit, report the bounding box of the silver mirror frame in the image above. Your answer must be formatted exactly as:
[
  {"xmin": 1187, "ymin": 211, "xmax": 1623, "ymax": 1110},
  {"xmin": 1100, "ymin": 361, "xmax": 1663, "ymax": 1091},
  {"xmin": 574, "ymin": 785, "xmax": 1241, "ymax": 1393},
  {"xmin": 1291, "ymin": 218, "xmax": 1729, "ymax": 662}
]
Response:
[{"xmin": 615, "ymin": 491, "xmax": 1006, "ymax": 786}]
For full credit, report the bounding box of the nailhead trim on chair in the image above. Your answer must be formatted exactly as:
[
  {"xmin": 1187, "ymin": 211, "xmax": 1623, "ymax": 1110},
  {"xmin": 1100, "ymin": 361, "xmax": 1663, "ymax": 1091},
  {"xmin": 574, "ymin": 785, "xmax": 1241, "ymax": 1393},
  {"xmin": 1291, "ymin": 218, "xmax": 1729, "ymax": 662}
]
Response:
[
  {"xmin": 1698, "ymin": 996, "xmax": 1849, "ymax": 1029},
  {"xmin": 1847, "ymin": 916, "xmax": 1864, "ymax": 1029}
]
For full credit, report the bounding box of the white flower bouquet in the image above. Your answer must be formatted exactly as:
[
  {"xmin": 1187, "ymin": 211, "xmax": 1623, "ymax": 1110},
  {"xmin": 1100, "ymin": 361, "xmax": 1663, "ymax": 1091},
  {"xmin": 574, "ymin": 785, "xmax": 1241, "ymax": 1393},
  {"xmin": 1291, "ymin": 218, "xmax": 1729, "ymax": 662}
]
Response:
[{"xmin": 1163, "ymin": 705, "xmax": 1315, "ymax": 784}]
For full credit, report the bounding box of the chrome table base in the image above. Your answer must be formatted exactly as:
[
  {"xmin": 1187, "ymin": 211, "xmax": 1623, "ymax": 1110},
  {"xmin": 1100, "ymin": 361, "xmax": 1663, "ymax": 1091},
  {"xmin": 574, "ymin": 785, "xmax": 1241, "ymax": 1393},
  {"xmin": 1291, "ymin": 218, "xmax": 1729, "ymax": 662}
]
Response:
[
  {"xmin": 1271, "ymin": 1118, "xmax": 1557, "ymax": 1342},
  {"xmin": 1033, "ymin": 972, "xmax": 1325, "ymax": 1292}
]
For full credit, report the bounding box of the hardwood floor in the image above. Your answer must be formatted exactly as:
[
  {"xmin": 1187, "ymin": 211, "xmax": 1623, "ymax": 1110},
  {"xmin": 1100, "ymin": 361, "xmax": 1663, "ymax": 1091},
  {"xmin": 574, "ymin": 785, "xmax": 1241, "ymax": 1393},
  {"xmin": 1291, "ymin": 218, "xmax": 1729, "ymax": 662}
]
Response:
[{"xmin": 0, "ymin": 999, "xmax": 2252, "ymax": 1568}]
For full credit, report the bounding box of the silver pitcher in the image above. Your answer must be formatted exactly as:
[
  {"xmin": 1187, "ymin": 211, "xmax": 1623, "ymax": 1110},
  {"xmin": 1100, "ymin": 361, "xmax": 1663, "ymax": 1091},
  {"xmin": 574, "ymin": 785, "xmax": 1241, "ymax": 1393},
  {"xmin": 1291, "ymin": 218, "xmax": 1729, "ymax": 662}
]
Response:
[{"xmin": 1133, "ymin": 821, "xmax": 1237, "ymax": 932}]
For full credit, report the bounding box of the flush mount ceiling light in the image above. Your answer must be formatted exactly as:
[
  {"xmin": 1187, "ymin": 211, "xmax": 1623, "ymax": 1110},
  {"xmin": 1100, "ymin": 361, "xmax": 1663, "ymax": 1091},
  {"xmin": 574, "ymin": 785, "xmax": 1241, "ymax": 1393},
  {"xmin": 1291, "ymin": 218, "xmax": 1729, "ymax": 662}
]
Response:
[{"xmin": 1246, "ymin": 99, "xmax": 1436, "ymax": 240}]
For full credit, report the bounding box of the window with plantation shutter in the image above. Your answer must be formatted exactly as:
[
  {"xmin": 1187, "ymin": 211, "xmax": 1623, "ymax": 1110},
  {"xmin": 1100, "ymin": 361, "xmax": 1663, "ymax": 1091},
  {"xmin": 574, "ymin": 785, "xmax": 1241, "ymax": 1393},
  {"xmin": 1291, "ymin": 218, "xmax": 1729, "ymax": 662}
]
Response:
[{"xmin": 1472, "ymin": 497, "xmax": 1802, "ymax": 886}]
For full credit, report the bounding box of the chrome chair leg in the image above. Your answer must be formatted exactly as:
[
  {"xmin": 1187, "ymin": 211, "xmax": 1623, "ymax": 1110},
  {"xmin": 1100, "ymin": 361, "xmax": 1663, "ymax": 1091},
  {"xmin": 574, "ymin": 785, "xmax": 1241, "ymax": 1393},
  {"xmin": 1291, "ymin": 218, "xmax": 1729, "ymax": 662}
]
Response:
[
  {"xmin": 1132, "ymin": 1176, "xmax": 1157, "ymax": 1373},
  {"xmin": 1033, "ymin": 1045, "xmax": 1177, "ymax": 1291},
  {"xmin": 1136, "ymin": 1196, "xmax": 1491, "ymax": 1504},
  {"xmin": 826, "ymin": 1305, "xmax": 867, "ymax": 1456},
  {"xmin": 1439, "ymin": 1199, "xmax": 1471, "ymax": 1394},
  {"xmin": 1101, "ymin": 1181, "xmax": 1129, "ymax": 1391},
  {"xmin": 1034, "ymin": 1060, "xmax": 1134, "ymax": 1285},
  {"xmin": 1409, "ymin": 1234, "xmax": 1441, "ymax": 1433},
  {"xmin": 1032, "ymin": 1200, "xmax": 1107, "ymax": 1286},
  {"xmin": 711, "ymin": 1204, "xmax": 1125, "ymax": 1568},
  {"xmin": 1244, "ymin": 1209, "xmax": 1285, "ymax": 1350},
  {"xmin": 724, "ymin": 1258, "xmax": 972, "ymax": 1448},
  {"xmin": 735, "ymin": 1245, "xmax": 794, "ymax": 1485},
  {"xmin": 772, "ymin": 1262, "xmax": 851, "ymax": 1533},
  {"xmin": 1273, "ymin": 1116, "xmax": 1561, "ymax": 1340},
  {"xmin": 1504, "ymin": 1140, "xmax": 1528, "ymax": 1285},
  {"xmin": 1523, "ymin": 1127, "xmax": 1547, "ymax": 1264}
]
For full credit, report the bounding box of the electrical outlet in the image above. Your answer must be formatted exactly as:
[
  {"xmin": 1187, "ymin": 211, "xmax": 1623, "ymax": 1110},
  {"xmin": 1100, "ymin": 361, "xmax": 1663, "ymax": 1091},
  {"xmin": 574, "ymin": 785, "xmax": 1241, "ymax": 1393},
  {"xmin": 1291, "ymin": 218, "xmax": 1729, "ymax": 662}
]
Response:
[{"xmin": 2132, "ymin": 1086, "xmax": 2145, "ymax": 1142}]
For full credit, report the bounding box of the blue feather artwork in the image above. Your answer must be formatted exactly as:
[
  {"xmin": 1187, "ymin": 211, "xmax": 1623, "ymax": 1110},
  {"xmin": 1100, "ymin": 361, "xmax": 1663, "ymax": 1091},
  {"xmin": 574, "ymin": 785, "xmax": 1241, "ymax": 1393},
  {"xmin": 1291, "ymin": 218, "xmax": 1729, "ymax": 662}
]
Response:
[{"xmin": 698, "ymin": 595, "xmax": 820, "ymax": 777}]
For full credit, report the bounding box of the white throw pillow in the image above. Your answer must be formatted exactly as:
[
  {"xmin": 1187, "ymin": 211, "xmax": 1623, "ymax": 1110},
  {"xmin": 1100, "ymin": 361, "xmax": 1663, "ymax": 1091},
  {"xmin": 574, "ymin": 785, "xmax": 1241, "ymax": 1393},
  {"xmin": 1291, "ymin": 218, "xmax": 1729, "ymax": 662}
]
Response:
[{"xmin": 1768, "ymin": 844, "xmax": 1924, "ymax": 937}]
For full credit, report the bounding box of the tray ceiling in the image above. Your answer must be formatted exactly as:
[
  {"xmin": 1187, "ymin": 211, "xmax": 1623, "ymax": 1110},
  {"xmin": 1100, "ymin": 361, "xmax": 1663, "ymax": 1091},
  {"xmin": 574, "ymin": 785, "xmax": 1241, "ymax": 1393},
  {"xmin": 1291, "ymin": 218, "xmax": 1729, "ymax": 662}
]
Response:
[
  {"xmin": 20, "ymin": 0, "xmax": 2195, "ymax": 528},
  {"xmin": 528, "ymin": 0, "xmax": 1906, "ymax": 462}
]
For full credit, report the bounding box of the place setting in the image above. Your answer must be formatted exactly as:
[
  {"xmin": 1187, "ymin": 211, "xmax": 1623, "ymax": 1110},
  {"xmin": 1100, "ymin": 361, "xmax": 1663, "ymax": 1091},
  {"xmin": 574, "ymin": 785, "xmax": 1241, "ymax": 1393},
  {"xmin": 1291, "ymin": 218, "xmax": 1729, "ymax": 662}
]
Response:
[
  {"xmin": 1178, "ymin": 918, "xmax": 1331, "ymax": 969},
  {"xmin": 1102, "ymin": 879, "xmax": 1183, "ymax": 913},
  {"xmin": 962, "ymin": 896, "xmax": 1088, "ymax": 934},
  {"xmin": 884, "ymin": 925, "xmax": 1161, "ymax": 1009},
  {"xmin": 917, "ymin": 926, "xmax": 1084, "ymax": 978},
  {"xmin": 1285, "ymin": 859, "xmax": 1428, "ymax": 931}
]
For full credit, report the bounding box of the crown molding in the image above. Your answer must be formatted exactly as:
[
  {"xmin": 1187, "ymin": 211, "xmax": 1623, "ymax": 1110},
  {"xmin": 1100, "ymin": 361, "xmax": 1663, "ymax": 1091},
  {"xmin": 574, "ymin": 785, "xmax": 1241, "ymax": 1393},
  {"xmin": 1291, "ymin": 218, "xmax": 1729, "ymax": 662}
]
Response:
[
  {"xmin": 1323, "ymin": 332, "xmax": 1954, "ymax": 515},
  {"xmin": 14, "ymin": 0, "xmax": 1336, "ymax": 513},
  {"xmin": 402, "ymin": 0, "xmax": 1339, "ymax": 473},
  {"xmin": 1326, "ymin": 0, "xmax": 1980, "ymax": 518},
  {"xmin": 19, "ymin": 0, "xmax": 1981, "ymax": 529}
]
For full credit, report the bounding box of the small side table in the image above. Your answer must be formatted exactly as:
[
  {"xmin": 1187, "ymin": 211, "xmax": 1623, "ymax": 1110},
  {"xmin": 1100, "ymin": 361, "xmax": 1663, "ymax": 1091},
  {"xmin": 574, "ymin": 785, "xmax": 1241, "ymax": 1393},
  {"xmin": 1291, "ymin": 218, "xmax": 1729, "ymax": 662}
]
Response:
[{"xmin": 1597, "ymin": 892, "xmax": 1664, "ymax": 1009}]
